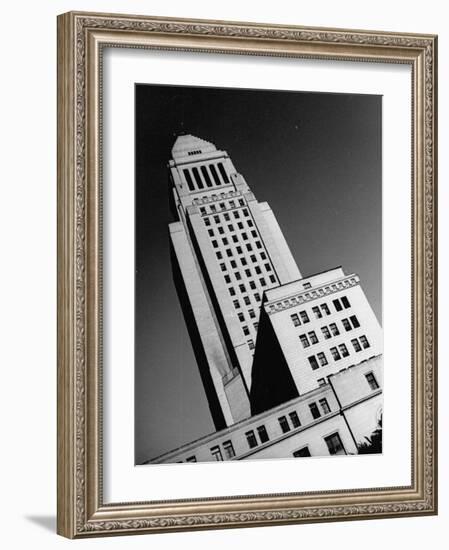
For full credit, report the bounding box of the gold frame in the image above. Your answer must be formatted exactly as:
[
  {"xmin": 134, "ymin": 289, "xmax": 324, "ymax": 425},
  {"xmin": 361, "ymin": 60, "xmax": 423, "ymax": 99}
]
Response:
[{"xmin": 57, "ymin": 11, "xmax": 438, "ymax": 538}]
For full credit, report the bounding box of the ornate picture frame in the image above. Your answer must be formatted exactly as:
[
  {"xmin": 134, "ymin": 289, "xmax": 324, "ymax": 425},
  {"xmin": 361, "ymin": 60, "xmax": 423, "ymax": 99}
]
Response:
[{"xmin": 57, "ymin": 11, "xmax": 437, "ymax": 538}]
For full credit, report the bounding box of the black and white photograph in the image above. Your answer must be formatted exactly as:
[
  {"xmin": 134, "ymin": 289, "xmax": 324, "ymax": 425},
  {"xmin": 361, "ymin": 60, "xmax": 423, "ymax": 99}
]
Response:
[{"xmin": 135, "ymin": 83, "xmax": 383, "ymax": 465}]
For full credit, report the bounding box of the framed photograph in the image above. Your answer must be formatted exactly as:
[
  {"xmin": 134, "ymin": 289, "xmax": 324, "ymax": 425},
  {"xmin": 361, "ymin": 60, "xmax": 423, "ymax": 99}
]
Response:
[{"xmin": 57, "ymin": 11, "xmax": 438, "ymax": 538}]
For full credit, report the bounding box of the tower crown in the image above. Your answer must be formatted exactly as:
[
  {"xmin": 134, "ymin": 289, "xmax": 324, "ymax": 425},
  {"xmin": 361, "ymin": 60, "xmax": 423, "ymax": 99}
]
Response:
[{"xmin": 171, "ymin": 134, "xmax": 217, "ymax": 161}]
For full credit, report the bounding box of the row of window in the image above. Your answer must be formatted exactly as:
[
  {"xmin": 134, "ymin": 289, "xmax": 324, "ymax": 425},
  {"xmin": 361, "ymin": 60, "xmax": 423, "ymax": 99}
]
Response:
[
  {"xmin": 212, "ymin": 237, "xmax": 264, "ymax": 254},
  {"xmin": 207, "ymin": 217, "xmax": 255, "ymax": 235},
  {"xmin": 290, "ymin": 296, "xmax": 352, "ymax": 327},
  {"xmin": 217, "ymin": 250, "xmax": 268, "ymax": 269},
  {"xmin": 200, "ymin": 197, "xmax": 245, "ymax": 215},
  {"xmin": 204, "ymin": 208, "xmax": 251, "ymax": 225},
  {"xmin": 293, "ymin": 432, "xmax": 345, "ymax": 457},
  {"xmin": 228, "ymin": 275, "xmax": 276, "ymax": 297},
  {"xmin": 307, "ymin": 336, "xmax": 371, "ymax": 370},
  {"xmin": 299, "ymin": 315, "xmax": 361, "ymax": 348},
  {"xmin": 183, "ymin": 162, "xmax": 229, "ymax": 192},
  {"xmin": 222, "ymin": 262, "xmax": 272, "ymax": 280}
]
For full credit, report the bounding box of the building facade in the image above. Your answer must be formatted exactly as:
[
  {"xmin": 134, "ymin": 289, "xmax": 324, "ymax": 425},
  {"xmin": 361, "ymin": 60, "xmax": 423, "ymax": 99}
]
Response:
[{"xmin": 144, "ymin": 134, "xmax": 383, "ymax": 464}]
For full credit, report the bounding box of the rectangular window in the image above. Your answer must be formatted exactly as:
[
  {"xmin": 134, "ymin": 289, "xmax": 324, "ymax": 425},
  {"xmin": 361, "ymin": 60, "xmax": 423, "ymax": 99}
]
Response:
[
  {"xmin": 209, "ymin": 164, "xmax": 221, "ymax": 185},
  {"xmin": 201, "ymin": 165, "xmax": 213, "ymax": 187},
  {"xmin": 238, "ymin": 313, "xmax": 245, "ymax": 322},
  {"xmin": 278, "ymin": 416, "xmax": 290, "ymax": 433},
  {"xmin": 242, "ymin": 232, "xmax": 248, "ymax": 240},
  {"xmin": 350, "ymin": 315, "xmax": 360, "ymax": 328},
  {"xmin": 317, "ymin": 378, "xmax": 326, "ymax": 387},
  {"xmin": 228, "ymin": 224, "xmax": 234, "ymax": 232},
  {"xmin": 210, "ymin": 203, "xmax": 216, "ymax": 212},
  {"xmin": 229, "ymin": 200, "xmax": 235, "ymax": 208},
  {"xmin": 250, "ymin": 281, "xmax": 256, "ymax": 290},
  {"xmin": 308, "ymin": 355, "xmax": 319, "ymax": 370},
  {"xmin": 219, "ymin": 202, "xmax": 226, "ymax": 210},
  {"xmin": 360, "ymin": 335, "xmax": 370, "ymax": 348},
  {"xmin": 300, "ymin": 311, "xmax": 310, "ymax": 323},
  {"xmin": 224, "ymin": 275, "xmax": 231, "ymax": 284},
  {"xmin": 237, "ymin": 221, "xmax": 244, "ymax": 229},
  {"xmin": 243, "ymin": 326, "xmax": 250, "ymax": 336},
  {"xmin": 210, "ymin": 445, "xmax": 223, "ymax": 461},
  {"xmin": 250, "ymin": 254, "xmax": 257, "ymax": 263},
  {"xmin": 329, "ymin": 323, "xmax": 340, "ymax": 336},
  {"xmin": 249, "ymin": 309, "xmax": 256, "ymax": 319},
  {"xmin": 239, "ymin": 199, "xmax": 245, "ymax": 206},
  {"xmin": 211, "ymin": 240, "xmax": 218, "ymax": 248},
  {"xmin": 265, "ymin": 263, "xmax": 272, "ymax": 271},
  {"xmin": 208, "ymin": 228, "xmax": 214, "ymax": 237},
  {"xmin": 226, "ymin": 249, "xmax": 232, "ymax": 258},
  {"xmin": 289, "ymin": 411, "xmax": 301, "ymax": 428},
  {"xmin": 317, "ymin": 352, "xmax": 328, "ymax": 366},
  {"xmin": 183, "ymin": 169, "xmax": 195, "ymax": 191},
  {"xmin": 260, "ymin": 278, "xmax": 266, "ymax": 287},
  {"xmin": 338, "ymin": 343, "xmax": 350, "ymax": 357},
  {"xmin": 257, "ymin": 425, "xmax": 270, "ymax": 443},
  {"xmin": 232, "ymin": 235, "xmax": 238, "ymax": 243},
  {"xmin": 247, "ymin": 219, "xmax": 254, "ymax": 227},
  {"xmin": 351, "ymin": 338, "xmax": 362, "ymax": 352},
  {"xmin": 223, "ymin": 440, "xmax": 235, "ymax": 459},
  {"xmin": 244, "ymin": 268, "xmax": 251, "ymax": 277},
  {"xmin": 330, "ymin": 347, "xmax": 341, "ymax": 360},
  {"xmin": 222, "ymin": 237, "xmax": 228, "ymax": 245},
  {"xmin": 291, "ymin": 313, "xmax": 301, "ymax": 327},
  {"xmin": 308, "ymin": 331, "xmax": 318, "ymax": 344},
  {"xmin": 233, "ymin": 300, "xmax": 240, "ymax": 309},
  {"xmin": 245, "ymin": 430, "xmax": 258, "ymax": 449},
  {"xmin": 217, "ymin": 162, "xmax": 229, "ymax": 183},
  {"xmin": 248, "ymin": 339, "xmax": 255, "ymax": 350},
  {"xmin": 218, "ymin": 226, "xmax": 224, "ymax": 234},
  {"xmin": 300, "ymin": 334, "xmax": 310, "ymax": 348},
  {"xmin": 239, "ymin": 284, "xmax": 246, "ymax": 293},
  {"xmin": 213, "ymin": 215, "xmax": 220, "ymax": 223},
  {"xmin": 320, "ymin": 303, "xmax": 331, "ymax": 315},
  {"xmin": 324, "ymin": 432, "xmax": 346, "ymax": 455},
  {"xmin": 220, "ymin": 262, "xmax": 226, "ymax": 272},
  {"xmin": 255, "ymin": 266, "xmax": 262, "ymax": 275},
  {"xmin": 269, "ymin": 274, "xmax": 276, "ymax": 283},
  {"xmin": 243, "ymin": 208, "xmax": 249, "ymax": 216},
  {"xmin": 235, "ymin": 271, "xmax": 242, "ymax": 281},
  {"xmin": 333, "ymin": 298, "xmax": 343, "ymax": 312},
  {"xmin": 312, "ymin": 306, "xmax": 322, "ymax": 319},
  {"xmin": 246, "ymin": 243, "xmax": 253, "ymax": 252},
  {"xmin": 255, "ymin": 293, "xmax": 261, "ymax": 302},
  {"xmin": 260, "ymin": 252, "xmax": 267, "ymax": 260},
  {"xmin": 309, "ymin": 402, "xmax": 321, "ymax": 419},
  {"xmin": 204, "ymin": 217, "xmax": 210, "ymax": 226},
  {"xmin": 256, "ymin": 241, "xmax": 262, "ymax": 249},
  {"xmin": 186, "ymin": 455, "xmax": 197, "ymax": 462},
  {"xmin": 342, "ymin": 318, "xmax": 352, "ymax": 331},
  {"xmin": 233, "ymin": 211, "xmax": 240, "ymax": 219},
  {"xmin": 253, "ymin": 322, "xmax": 259, "ymax": 330},
  {"xmin": 241, "ymin": 257, "xmax": 247, "ymax": 266},
  {"xmin": 216, "ymin": 251, "xmax": 223, "ymax": 260},
  {"xmin": 321, "ymin": 326, "xmax": 331, "ymax": 339},
  {"xmin": 224, "ymin": 213, "xmax": 230, "ymax": 221},
  {"xmin": 251, "ymin": 230, "xmax": 257, "ymax": 238},
  {"xmin": 230, "ymin": 260, "xmax": 237, "ymax": 268},
  {"xmin": 341, "ymin": 296, "xmax": 351, "ymax": 308},
  {"xmin": 244, "ymin": 296, "xmax": 250, "ymax": 305},
  {"xmin": 366, "ymin": 372, "xmax": 380, "ymax": 390},
  {"xmin": 293, "ymin": 447, "xmax": 311, "ymax": 457},
  {"xmin": 303, "ymin": 282, "xmax": 312, "ymax": 289},
  {"xmin": 236, "ymin": 246, "xmax": 242, "ymax": 254},
  {"xmin": 319, "ymin": 398, "xmax": 331, "ymax": 414},
  {"xmin": 229, "ymin": 287, "xmax": 235, "ymax": 297}
]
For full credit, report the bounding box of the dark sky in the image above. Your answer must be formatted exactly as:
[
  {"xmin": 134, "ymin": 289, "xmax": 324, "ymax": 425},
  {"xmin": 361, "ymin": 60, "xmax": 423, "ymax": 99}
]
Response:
[{"xmin": 135, "ymin": 84, "xmax": 382, "ymax": 464}]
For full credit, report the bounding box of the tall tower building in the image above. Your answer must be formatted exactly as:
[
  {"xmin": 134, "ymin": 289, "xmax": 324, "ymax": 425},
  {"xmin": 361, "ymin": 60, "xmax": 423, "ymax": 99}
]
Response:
[{"xmin": 168, "ymin": 135, "xmax": 301, "ymax": 430}]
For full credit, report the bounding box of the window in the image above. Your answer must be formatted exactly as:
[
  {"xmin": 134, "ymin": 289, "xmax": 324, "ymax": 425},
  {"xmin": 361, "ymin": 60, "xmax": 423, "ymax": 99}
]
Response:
[
  {"xmin": 321, "ymin": 326, "xmax": 331, "ymax": 339},
  {"xmin": 224, "ymin": 275, "xmax": 231, "ymax": 284},
  {"xmin": 329, "ymin": 323, "xmax": 340, "ymax": 336},
  {"xmin": 366, "ymin": 372, "xmax": 380, "ymax": 390},
  {"xmin": 333, "ymin": 298, "xmax": 343, "ymax": 312},
  {"xmin": 312, "ymin": 306, "xmax": 322, "ymax": 319},
  {"xmin": 300, "ymin": 311, "xmax": 310, "ymax": 323},
  {"xmin": 255, "ymin": 293, "xmax": 261, "ymax": 302},
  {"xmin": 260, "ymin": 252, "xmax": 267, "ymax": 260},
  {"xmin": 225, "ymin": 249, "xmax": 232, "ymax": 258},
  {"xmin": 269, "ymin": 275, "xmax": 276, "ymax": 283},
  {"xmin": 245, "ymin": 268, "xmax": 251, "ymax": 277},
  {"xmin": 228, "ymin": 224, "xmax": 234, "ymax": 232},
  {"xmin": 233, "ymin": 211, "xmax": 240, "ymax": 219},
  {"xmin": 320, "ymin": 303, "xmax": 331, "ymax": 315},
  {"xmin": 183, "ymin": 169, "xmax": 195, "ymax": 191},
  {"xmin": 256, "ymin": 241, "xmax": 262, "ymax": 249},
  {"xmin": 350, "ymin": 315, "xmax": 360, "ymax": 328},
  {"xmin": 222, "ymin": 237, "xmax": 228, "ymax": 246},
  {"xmin": 235, "ymin": 271, "xmax": 242, "ymax": 281},
  {"xmin": 211, "ymin": 239, "xmax": 218, "ymax": 248},
  {"xmin": 210, "ymin": 204, "xmax": 216, "ymax": 213},
  {"xmin": 238, "ymin": 313, "xmax": 245, "ymax": 322},
  {"xmin": 342, "ymin": 318, "xmax": 352, "ymax": 331},
  {"xmin": 260, "ymin": 278, "xmax": 266, "ymax": 287},
  {"xmin": 253, "ymin": 322, "xmax": 259, "ymax": 330},
  {"xmin": 239, "ymin": 199, "xmax": 245, "ymax": 206},
  {"xmin": 351, "ymin": 338, "xmax": 362, "ymax": 352},
  {"xmin": 213, "ymin": 215, "xmax": 220, "ymax": 223},
  {"xmin": 218, "ymin": 226, "xmax": 224, "ymax": 235},
  {"xmin": 309, "ymin": 402, "xmax": 321, "ymax": 419},
  {"xmin": 216, "ymin": 251, "xmax": 222, "ymax": 260},
  {"xmin": 242, "ymin": 232, "xmax": 248, "ymax": 240},
  {"xmin": 217, "ymin": 162, "xmax": 229, "ymax": 183},
  {"xmin": 229, "ymin": 200, "xmax": 235, "ymax": 208},
  {"xmin": 233, "ymin": 300, "xmax": 240, "ymax": 309},
  {"xmin": 338, "ymin": 343, "xmax": 350, "ymax": 357},
  {"xmin": 303, "ymin": 282, "xmax": 312, "ymax": 289},
  {"xmin": 308, "ymin": 331, "xmax": 319, "ymax": 344},
  {"xmin": 257, "ymin": 425, "xmax": 270, "ymax": 443},
  {"xmin": 224, "ymin": 213, "xmax": 230, "ymax": 221},
  {"xmin": 239, "ymin": 284, "xmax": 246, "ymax": 293},
  {"xmin": 293, "ymin": 447, "xmax": 311, "ymax": 458},
  {"xmin": 317, "ymin": 352, "xmax": 328, "ymax": 366},
  {"xmin": 250, "ymin": 281, "xmax": 256, "ymax": 290},
  {"xmin": 186, "ymin": 455, "xmax": 197, "ymax": 462},
  {"xmin": 251, "ymin": 230, "xmax": 257, "ymax": 238},
  {"xmin": 300, "ymin": 334, "xmax": 310, "ymax": 348},
  {"xmin": 201, "ymin": 165, "xmax": 213, "ymax": 187},
  {"xmin": 341, "ymin": 296, "xmax": 351, "ymax": 309},
  {"xmin": 360, "ymin": 335, "xmax": 370, "ymax": 349},
  {"xmin": 255, "ymin": 266, "xmax": 262, "ymax": 275},
  {"xmin": 220, "ymin": 263, "xmax": 226, "ymax": 272},
  {"xmin": 237, "ymin": 221, "xmax": 244, "ymax": 229},
  {"xmin": 223, "ymin": 440, "xmax": 235, "ymax": 459},
  {"xmin": 219, "ymin": 202, "xmax": 226, "ymax": 210},
  {"xmin": 265, "ymin": 263, "xmax": 272, "ymax": 271},
  {"xmin": 308, "ymin": 355, "xmax": 319, "ymax": 370},
  {"xmin": 209, "ymin": 164, "xmax": 221, "ymax": 185},
  {"xmin": 319, "ymin": 398, "xmax": 331, "ymax": 414},
  {"xmin": 250, "ymin": 254, "xmax": 257, "ymax": 263},
  {"xmin": 243, "ymin": 208, "xmax": 249, "ymax": 216},
  {"xmin": 291, "ymin": 313, "xmax": 301, "ymax": 327},
  {"xmin": 241, "ymin": 257, "xmax": 247, "ymax": 266},
  {"xmin": 230, "ymin": 260, "xmax": 237, "ymax": 268},
  {"xmin": 208, "ymin": 228, "xmax": 214, "ymax": 237},
  {"xmin": 289, "ymin": 411, "xmax": 301, "ymax": 428},
  {"xmin": 278, "ymin": 416, "xmax": 290, "ymax": 433},
  {"xmin": 248, "ymin": 339, "xmax": 255, "ymax": 350},
  {"xmin": 246, "ymin": 243, "xmax": 253, "ymax": 252},
  {"xmin": 232, "ymin": 235, "xmax": 238, "ymax": 243},
  {"xmin": 204, "ymin": 217, "xmax": 210, "ymax": 226},
  {"xmin": 324, "ymin": 432, "xmax": 346, "ymax": 455},
  {"xmin": 249, "ymin": 309, "xmax": 256, "ymax": 319},
  {"xmin": 236, "ymin": 246, "xmax": 242, "ymax": 254},
  {"xmin": 210, "ymin": 445, "xmax": 223, "ymax": 461},
  {"xmin": 244, "ymin": 296, "xmax": 250, "ymax": 305},
  {"xmin": 245, "ymin": 430, "xmax": 258, "ymax": 449},
  {"xmin": 229, "ymin": 287, "xmax": 235, "ymax": 297},
  {"xmin": 330, "ymin": 347, "xmax": 341, "ymax": 360},
  {"xmin": 247, "ymin": 219, "xmax": 254, "ymax": 227},
  {"xmin": 243, "ymin": 326, "xmax": 250, "ymax": 336}
]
